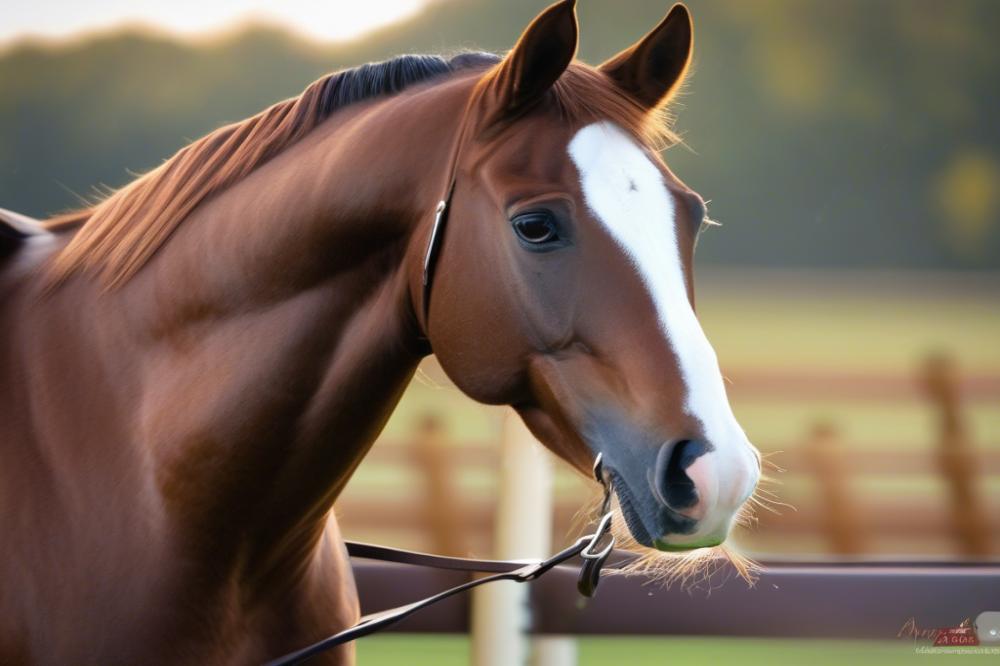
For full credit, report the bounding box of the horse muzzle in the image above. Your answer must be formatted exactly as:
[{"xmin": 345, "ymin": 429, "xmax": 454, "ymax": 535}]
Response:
[{"xmin": 606, "ymin": 437, "xmax": 760, "ymax": 551}]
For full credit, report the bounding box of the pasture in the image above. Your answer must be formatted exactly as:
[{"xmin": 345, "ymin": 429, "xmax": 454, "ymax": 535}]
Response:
[{"xmin": 357, "ymin": 635, "xmax": 962, "ymax": 666}]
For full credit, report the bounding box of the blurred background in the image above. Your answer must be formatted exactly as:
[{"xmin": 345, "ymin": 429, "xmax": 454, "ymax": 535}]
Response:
[{"xmin": 3, "ymin": 0, "xmax": 998, "ymax": 663}]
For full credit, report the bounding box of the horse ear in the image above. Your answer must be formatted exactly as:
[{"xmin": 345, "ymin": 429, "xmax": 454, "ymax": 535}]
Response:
[
  {"xmin": 481, "ymin": 0, "xmax": 578, "ymax": 120},
  {"xmin": 599, "ymin": 4, "xmax": 693, "ymax": 110}
]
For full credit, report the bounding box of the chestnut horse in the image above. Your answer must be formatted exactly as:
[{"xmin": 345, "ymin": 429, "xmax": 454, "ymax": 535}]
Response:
[{"xmin": 0, "ymin": 2, "xmax": 759, "ymax": 663}]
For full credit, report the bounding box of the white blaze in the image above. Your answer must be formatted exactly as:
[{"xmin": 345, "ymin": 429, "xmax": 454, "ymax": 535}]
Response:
[{"xmin": 568, "ymin": 122, "xmax": 757, "ymax": 533}]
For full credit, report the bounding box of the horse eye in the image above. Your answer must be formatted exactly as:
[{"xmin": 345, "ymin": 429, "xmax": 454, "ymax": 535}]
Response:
[{"xmin": 512, "ymin": 211, "xmax": 559, "ymax": 245}]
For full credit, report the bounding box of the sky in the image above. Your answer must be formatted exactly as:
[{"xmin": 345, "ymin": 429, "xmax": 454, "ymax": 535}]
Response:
[{"xmin": 1, "ymin": 0, "xmax": 433, "ymax": 45}]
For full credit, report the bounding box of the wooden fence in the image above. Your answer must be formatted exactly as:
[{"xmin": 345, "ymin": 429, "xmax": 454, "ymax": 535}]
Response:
[
  {"xmin": 352, "ymin": 559, "xmax": 1000, "ymax": 639},
  {"xmin": 337, "ymin": 355, "xmax": 1000, "ymax": 559}
]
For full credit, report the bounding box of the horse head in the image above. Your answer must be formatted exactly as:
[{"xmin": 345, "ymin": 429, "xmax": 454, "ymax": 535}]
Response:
[{"xmin": 418, "ymin": 1, "xmax": 760, "ymax": 552}]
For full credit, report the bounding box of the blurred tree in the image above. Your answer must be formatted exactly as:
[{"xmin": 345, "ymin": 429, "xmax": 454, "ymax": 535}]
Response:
[
  {"xmin": 934, "ymin": 150, "xmax": 1000, "ymax": 259},
  {"xmin": 1, "ymin": 0, "xmax": 998, "ymax": 270}
]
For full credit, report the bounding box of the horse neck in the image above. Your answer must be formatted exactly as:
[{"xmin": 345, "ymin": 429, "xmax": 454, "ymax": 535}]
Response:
[
  {"xmin": 139, "ymin": 76, "xmax": 474, "ymax": 319},
  {"xmin": 103, "ymin": 76, "xmax": 474, "ymax": 582}
]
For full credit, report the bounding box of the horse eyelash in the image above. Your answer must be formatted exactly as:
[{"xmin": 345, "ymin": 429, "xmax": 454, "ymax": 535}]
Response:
[
  {"xmin": 693, "ymin": 198, "xmax": 720, "ymax": 251},
  {"xmin": 696, "ymin": 198, "xmax": 721, "ymax": 236}
]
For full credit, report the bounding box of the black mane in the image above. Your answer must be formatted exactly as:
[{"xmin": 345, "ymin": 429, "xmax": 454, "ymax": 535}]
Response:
[
  {"xmin": 43, "ymin": 51, "xmax": 505, "ymax": 285},
  {"xmin": 317, "ymin": 52, "xmax": 501, "ymax": 117}
]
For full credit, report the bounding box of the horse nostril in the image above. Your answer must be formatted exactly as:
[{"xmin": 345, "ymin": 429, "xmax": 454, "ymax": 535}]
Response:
[{"xmin": 654, "ymin": 439, "xmax": 708, "ymax": 510}]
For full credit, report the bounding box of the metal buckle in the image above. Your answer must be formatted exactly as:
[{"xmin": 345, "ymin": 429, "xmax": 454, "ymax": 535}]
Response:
[
  {"xmin": 577, "ymin": 453, "xmax": 615, "ymax": 597},
  {"xmin": 581, "ymin": 512, "xmax": 615, "ymax": 561},
  {"xmin": 421, "ymin": 199, "xmax": 450, "ymax": 326},
  {"xmin": 422, "ymin": 199, "xmax": 448, "ymax": 289},
  {"xmin": 577, "ymin": 511, "xmax": 614, "ymax": 597}
]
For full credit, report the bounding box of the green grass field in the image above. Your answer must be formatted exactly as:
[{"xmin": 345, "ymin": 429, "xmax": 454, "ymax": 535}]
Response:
[
  {"xmin": 696, "ymin": 269, "xmax": 1000, "ymax": 374},
  {"xmin": 357, "ymin": 635, "xmax": 997, "ymax": 665}
]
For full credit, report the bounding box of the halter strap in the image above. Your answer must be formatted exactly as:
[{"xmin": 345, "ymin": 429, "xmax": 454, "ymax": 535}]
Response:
[
  {"xmin": 420, "ymin": 180, "xmax": 455, "ymax": 326},
  {"xmin": 418, "ymin": 98, "xmax": 475, "ymax": 339}
]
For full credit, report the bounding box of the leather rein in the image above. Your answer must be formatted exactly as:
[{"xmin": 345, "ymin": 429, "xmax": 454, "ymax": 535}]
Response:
[{"xmin": 267, "ymin": 457, "xmax": 615, "ymax": 666}]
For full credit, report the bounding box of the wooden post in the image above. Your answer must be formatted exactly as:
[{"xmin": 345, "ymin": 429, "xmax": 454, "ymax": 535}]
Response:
[
  {"xmin": 412, "ymin": 414, "xmax": 465, "ymax": 556},
  {"xmin": 531, "ymin": 636, "xmax": 577, "ymax": 666},
  {"xmin": 922, "ymin": 354, "xmax": 991, "ymax": 556},
  {"xmin": 804, "ymin": 421, "xmax": 864, "ymax": 555},
  {"xmin": 470, "ymin": 411, "xmax": 575, "ymax": 666}
]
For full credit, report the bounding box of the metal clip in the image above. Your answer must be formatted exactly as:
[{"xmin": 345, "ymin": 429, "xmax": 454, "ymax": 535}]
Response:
[
  {"xmin": 422, "ymin": 200, "xmax": 449, "ymax": 289},
  {"xmin": 578, "ymin": 453, "xmax": 615, "ymax": 597},
  {"xmin": 577, "ymin": 511, "xmax": 615, "ymax": 597}
]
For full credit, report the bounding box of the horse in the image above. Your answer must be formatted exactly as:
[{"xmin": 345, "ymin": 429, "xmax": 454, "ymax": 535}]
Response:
[{"xmin": 0, "ymin": 1, "xmax": 760, "ymax": 663}]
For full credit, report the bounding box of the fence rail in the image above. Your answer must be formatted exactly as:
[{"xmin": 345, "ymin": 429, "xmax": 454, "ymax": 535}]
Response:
[
  {"xmin": 353, "ymin": 559, "xmax": 1000, "ymax": 639},
  {"xmin": 722, "ymin": 369, "xmax": 1000, "ymax": 402},
  {"xmin": 339, "ymin": 354, "xmax": 999, "ymax": 559},
  {"xmin": 359, "ymin": 443, "xmax": 1000, "ymax": 475}
]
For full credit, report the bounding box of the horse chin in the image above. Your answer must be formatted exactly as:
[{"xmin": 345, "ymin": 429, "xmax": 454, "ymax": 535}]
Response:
[
  {"xmin": 608, "ymin": 504, "xmax": 759, "ymax": 587},
  {"xmin": 652, "ymin": 536, "xmax": 725, "ymax": 552}
]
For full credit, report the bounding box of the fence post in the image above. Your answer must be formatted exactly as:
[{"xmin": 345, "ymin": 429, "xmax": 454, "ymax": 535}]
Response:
[
  {"xmin": 921, "ymin": 354, "xmax": 991, "ymax": 556},
  {"xmin": 470, "ymin": 411, "xmax": 575, "ymax": 666},
  {"xmin": 412, "ymin": 414, "xmax": 465, "ymax": 556},
  {"xmin": 804, "ymin": 421, "xmax": 864, "ymax": 555}
]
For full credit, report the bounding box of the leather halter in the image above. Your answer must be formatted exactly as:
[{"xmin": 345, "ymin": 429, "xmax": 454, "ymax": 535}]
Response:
[
  {"xmin": 266, "ymin": 456, "xmax": 615, "ymax": 666},
  {"xmin": 419, "ymin": 193, "xmax": 452, "ymax": 339},
  {"xmin": 419, "ymin": 116, "xmax": 466, "ymax": 331}
]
